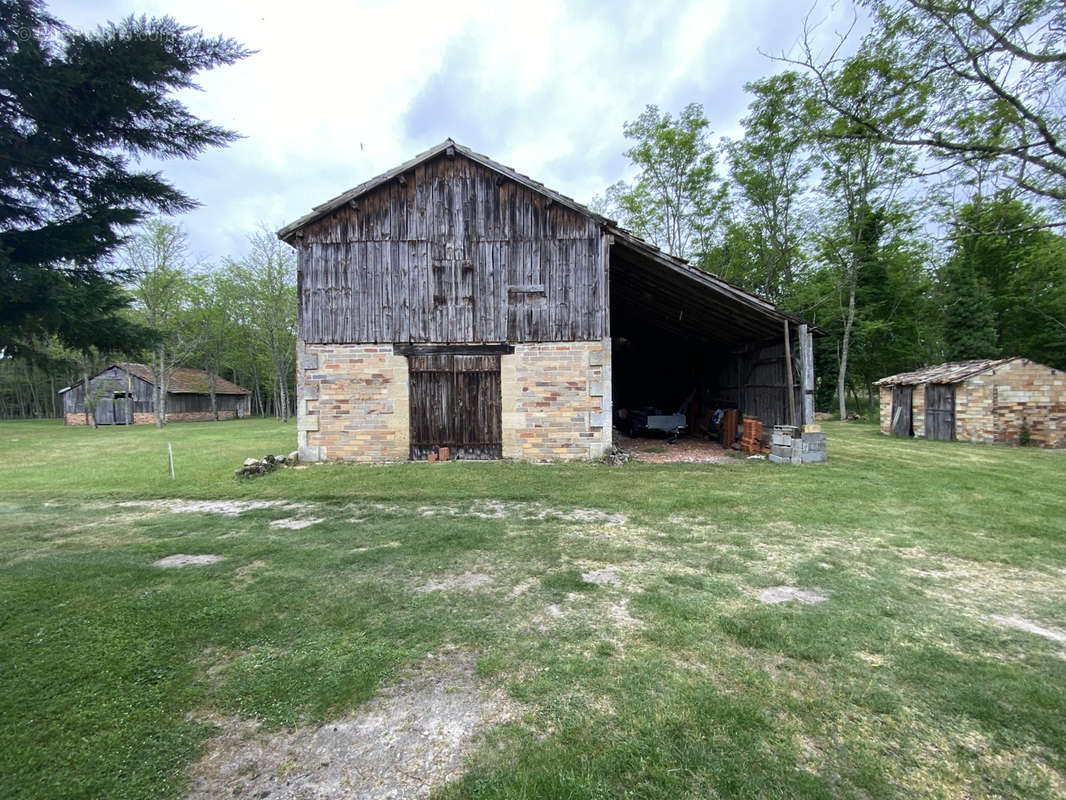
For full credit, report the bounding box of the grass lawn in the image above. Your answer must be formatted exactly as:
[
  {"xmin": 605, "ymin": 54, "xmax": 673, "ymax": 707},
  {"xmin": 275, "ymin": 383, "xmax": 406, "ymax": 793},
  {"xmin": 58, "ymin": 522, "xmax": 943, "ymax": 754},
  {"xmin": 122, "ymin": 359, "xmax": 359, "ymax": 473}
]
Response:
[{"xmin": 1, "ymin": 418, "xmax": 1065, "ymax": 799}]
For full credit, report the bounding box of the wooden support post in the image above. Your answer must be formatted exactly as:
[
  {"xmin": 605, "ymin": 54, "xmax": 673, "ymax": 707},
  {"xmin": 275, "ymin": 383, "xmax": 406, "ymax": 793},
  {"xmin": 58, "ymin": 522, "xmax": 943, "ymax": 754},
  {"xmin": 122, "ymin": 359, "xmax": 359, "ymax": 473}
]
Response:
[
  {"xmin": 800, "ymin": 323, "xmax": 815, "ymax": 425},
  {"xmin": 784, "ymin": 321, "xmax": 796, "ymax": 427}
]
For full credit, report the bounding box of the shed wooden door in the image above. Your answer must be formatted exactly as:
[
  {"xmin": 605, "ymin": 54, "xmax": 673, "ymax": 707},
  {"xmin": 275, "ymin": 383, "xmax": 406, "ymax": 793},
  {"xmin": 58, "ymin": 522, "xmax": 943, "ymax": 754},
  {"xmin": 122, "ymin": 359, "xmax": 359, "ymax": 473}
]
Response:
[
  {"xmin": 925, "ymin": 384, "xmax": 956, "ymax": 441},
  {"xmin": 890, "ymin": 386, "xmax": 913, "ymax": 437},
  {"xmin": 94, "ymin": 396, "xmax": 115, "ymax": 425},
  {"xmin": 408, "ymin": 354, "xmax": 502, "ymax": 460}
]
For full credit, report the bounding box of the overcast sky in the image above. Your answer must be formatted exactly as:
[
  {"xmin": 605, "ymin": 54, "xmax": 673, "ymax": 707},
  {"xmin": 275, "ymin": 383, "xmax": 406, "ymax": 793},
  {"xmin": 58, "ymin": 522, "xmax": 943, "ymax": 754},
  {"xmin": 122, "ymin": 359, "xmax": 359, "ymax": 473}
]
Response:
[{"xmin": 52, "ymin": 0, "xmax": 859, "ymax": 264}]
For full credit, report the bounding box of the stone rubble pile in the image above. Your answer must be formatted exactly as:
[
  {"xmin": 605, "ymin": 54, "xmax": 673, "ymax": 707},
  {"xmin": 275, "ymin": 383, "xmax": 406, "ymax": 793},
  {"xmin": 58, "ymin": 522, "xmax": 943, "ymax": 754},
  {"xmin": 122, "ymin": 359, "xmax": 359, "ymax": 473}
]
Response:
[{"xmin": 235, "ymin": 451, "xmax": 299, "ymax": 479}]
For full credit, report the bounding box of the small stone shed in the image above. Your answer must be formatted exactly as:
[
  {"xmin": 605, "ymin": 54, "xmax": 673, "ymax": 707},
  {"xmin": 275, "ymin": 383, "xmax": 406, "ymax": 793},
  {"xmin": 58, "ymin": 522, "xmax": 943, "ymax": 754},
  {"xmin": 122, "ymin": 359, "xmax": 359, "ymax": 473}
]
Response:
[
  {"xmin": 59, "ymin": 363, "xmax": 251, "ymax": 425},
  {"xmin": 876, "ymin": 357, "xmax": 1066, "ymax": 447},
  {"xmin": 277, "ymin": 139, "xmax": 820, "ymax": 463}
]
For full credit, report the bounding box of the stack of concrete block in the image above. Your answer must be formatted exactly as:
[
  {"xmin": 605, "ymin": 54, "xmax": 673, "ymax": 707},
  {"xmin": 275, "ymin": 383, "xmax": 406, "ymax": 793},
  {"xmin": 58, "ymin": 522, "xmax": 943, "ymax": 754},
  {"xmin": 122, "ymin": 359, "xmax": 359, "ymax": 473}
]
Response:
[
  {"xmin": 800, "ymin": 428, "xmax": 827, "ymax": 463},
  {"xmin": 770, "ymin": 424, "xmax": 828, "ymax": 464},
  {"xmin": 770, "ymin": 425, "xmax": 802, "ymax": 464}
]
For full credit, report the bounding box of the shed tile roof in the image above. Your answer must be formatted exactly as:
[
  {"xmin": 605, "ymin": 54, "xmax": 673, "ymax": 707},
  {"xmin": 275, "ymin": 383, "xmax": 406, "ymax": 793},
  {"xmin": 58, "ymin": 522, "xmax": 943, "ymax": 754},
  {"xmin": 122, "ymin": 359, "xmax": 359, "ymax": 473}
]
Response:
[
  {"xmin": 114, "ymin": 363, "xmax": 251, "ymax": 395},
  {"xmin": 875, "ymin": 358, "xmax": 1020, "ymax": 386}
]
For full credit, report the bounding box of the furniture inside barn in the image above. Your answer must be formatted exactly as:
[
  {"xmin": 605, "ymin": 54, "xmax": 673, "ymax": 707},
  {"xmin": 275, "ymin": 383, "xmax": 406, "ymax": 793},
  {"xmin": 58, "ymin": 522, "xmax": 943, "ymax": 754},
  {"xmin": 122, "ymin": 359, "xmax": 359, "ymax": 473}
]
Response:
[{"xmin": 609, "ymin": 231, "xmax": 815, "ymax": 445}]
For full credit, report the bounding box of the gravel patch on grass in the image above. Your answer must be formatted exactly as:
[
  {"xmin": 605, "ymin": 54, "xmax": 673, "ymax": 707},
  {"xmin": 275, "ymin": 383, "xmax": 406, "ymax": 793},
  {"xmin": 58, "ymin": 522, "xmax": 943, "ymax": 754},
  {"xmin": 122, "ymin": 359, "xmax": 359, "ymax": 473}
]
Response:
[
  {"xmin": 416, "ymin": 572, "xmax": 493, "ymax": 593},
  {"xmin": 758, "ymin": 586, "xmax": 827, "ymax": 605},
  {"xmin": 118, "ymin": 499, "xmax": 305, "ymax": 516},
  {"xmin": 186, "ymin": 649, "xmax": 518, "ymax": 800},
  {"xmin": 268, "ymin": 517, "xmax": 324, "ymax": 530},
  {"xmin": 152, "ymin": 554, "xmax": 224, "ymax": 568},
  {"xmin": 989, "ymin": 615, "xmax": 1066, "ymax": 644}
]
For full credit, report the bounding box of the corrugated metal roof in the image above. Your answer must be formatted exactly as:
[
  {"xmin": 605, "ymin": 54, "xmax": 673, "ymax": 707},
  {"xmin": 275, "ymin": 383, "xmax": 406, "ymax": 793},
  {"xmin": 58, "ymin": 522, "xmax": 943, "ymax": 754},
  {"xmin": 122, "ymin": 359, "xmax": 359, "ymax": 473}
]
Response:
[{"xmin": 875, "ymin": 357, "xmax": 1020, "ymax": 386}]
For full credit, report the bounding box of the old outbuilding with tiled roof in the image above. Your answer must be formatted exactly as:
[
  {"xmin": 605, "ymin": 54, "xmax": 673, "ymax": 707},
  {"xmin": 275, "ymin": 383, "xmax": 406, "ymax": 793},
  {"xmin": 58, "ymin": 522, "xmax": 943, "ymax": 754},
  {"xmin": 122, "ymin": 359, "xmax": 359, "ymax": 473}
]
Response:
[
  {"xmin": 58, "ymin": 363, "xmax": 250, "ymax": 426},
  {"xmin": 876, "ymin": 357, "xmax": 1066, "ymax": 447}
]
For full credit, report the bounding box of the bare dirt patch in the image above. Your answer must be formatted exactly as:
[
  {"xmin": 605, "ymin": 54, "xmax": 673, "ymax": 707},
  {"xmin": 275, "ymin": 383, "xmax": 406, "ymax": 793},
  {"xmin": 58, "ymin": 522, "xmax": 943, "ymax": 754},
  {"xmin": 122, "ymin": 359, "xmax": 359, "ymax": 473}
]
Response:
[
  {"xmin": 989, "ymin": 615, "xmax": 1066, "ymax": 645},
  {"xmin": 269, "ymin": 518, "xmax": 324, "ymax": 530},
  {"xmin": 581, "ymin": 567, "xmax": 623, "ymax": 587},
  {"xmin": 186, "ymin": 649, "xmax": 518, "ymax": 799},
  {"xmin": 153, "ymin": 554, "xmax": 223, "ymax": 568},
  {"xmin": 615, "ymin": 433, "xmax": 735, "ymax": 464},
  {"xmin": 758, "ymin": 586, "xmax": 827, "ymax": 605},
  {"xmin": 119, "ymin": 499, "xmax": 305, "ymax": 516},
  {"xmin": 415, "ymin": 572, "xmax": 492, "ymax": 593}
]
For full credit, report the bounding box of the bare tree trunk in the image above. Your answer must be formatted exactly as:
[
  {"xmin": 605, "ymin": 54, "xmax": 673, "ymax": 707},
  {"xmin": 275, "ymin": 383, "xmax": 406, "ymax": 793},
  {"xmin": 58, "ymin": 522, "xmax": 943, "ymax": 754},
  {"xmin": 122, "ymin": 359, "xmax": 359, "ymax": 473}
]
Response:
[
  {"xmin": 207, "ymin": 357, "xmax": 218, "ymax": 421},
  {"xmin": 154, "ymin": 344, "xmax": 167, "ymax": 428},
  {"xmin": 837, "ymin": 268, "xmax": 857, "ymax": 420}
]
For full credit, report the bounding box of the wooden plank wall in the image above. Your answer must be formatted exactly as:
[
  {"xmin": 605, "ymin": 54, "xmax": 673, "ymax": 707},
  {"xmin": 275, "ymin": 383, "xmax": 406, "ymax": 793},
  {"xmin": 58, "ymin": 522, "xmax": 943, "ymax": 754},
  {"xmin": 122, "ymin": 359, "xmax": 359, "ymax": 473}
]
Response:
[
  {"xmin": 296, "ymin": 154, "xmax": 607, "ymax": 344},
  {"xmin": 712, "ymin": 341, "xmax": 801, "ymax": 428},
  {"xmin": 63, "ymin": 367, "xmax": 153, "ymax": 415}
]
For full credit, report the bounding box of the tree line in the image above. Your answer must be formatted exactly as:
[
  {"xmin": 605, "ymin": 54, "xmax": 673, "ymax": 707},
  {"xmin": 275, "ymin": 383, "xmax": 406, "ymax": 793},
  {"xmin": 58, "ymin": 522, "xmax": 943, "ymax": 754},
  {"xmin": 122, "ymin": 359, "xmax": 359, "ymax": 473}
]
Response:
[
  {"xmin": 595, "ymin": 0, "xmax": 1066, "ymax": 417},
  {"xmin": 2, "ymin": 0, "xmax": 1063, "ymax": 422},
  {"xmin": 0, "ymin": 221, "xmax": 297, "ymax": 421}
]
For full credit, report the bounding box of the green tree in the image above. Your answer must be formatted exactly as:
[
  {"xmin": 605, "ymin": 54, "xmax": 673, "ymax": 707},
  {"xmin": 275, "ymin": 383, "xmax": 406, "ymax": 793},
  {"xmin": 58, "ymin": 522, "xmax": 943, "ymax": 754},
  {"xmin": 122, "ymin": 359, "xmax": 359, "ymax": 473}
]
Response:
[
  {"xmin": 720, "ymin": 72, "xmax": 816, "ymax": 300},
  {"xmin": 125, "ymin": 220, "xmax": 199, "ymax": 427},
  {"xmin": 599, "ymin": 104, "xmax": 727, "ymax": 260},
  {"xmin": 225, "ymin": 229, "xmax": 297, "ymax": 422},
  {"xmin": 0, "ymin": 1, "xmax": 248, "ymax": 358},
  {"xmin": 942, "ymin": 192, "xmax": 1066, "ymax": 366},
  {"xmin": 791, "ymin": 0, "xmax": 1066, "ymax": 209}
]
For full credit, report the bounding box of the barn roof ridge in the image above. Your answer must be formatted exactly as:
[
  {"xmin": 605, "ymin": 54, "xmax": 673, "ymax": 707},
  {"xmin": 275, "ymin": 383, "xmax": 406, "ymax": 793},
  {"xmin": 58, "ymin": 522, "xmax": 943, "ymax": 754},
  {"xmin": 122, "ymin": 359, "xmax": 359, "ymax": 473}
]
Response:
[
  {"xmin": 275, "ymin": 138, "xmax": 821, "ymax": 331},
  {"xmin": 58, "ymin": 363, "xmax": 251, "ymax": 395},
  {"xmin": 875, "ymin": 357, "xmax": 1024, "ymax": 386},
  {"xmin": 277, "ymin": 138, "xmax": 616, "ymax": 241}
]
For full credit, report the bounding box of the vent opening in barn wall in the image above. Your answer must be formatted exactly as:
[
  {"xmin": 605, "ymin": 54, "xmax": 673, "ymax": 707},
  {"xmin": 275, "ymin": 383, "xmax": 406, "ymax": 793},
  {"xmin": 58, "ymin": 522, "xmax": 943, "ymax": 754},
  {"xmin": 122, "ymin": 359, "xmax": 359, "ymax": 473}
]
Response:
[{"xmin": 278, "ymin": 139, "xmax": 822, "ymax": 463}]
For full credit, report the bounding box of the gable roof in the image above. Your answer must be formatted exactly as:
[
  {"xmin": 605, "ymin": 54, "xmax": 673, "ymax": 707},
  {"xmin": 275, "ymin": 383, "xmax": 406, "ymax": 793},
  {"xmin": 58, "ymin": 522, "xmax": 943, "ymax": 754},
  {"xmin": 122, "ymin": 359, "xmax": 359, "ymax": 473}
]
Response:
[
  {"xmin": 875, "ymin": 358, "xmax": 1021, "ymax": 386},
  {"xmin": 58, "ymin": 363, "xmax": 250, "ymax": 395},
  {"xmin": 277, "ymin": 138, "xmax": 613, "ymax": 242},
  {"xmin": 276, "ymin": 139, "xmax": 823, "ymax": 340}
]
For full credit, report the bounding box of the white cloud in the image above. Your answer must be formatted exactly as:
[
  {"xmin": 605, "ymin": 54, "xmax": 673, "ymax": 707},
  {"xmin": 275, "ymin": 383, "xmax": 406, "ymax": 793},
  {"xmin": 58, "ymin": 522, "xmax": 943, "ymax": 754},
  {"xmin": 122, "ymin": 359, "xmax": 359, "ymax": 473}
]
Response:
[{"xmin": 49, "ymin": 0, "xmax": 862, "ymax": 261}]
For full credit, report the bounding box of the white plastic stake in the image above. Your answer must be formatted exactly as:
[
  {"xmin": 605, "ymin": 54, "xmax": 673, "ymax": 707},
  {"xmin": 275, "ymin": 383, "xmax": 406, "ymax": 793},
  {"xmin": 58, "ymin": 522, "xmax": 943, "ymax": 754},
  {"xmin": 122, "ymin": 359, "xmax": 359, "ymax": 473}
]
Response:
[{"xmin": 168, "ymin": 442, "xmax": 175, "ymax": 480}]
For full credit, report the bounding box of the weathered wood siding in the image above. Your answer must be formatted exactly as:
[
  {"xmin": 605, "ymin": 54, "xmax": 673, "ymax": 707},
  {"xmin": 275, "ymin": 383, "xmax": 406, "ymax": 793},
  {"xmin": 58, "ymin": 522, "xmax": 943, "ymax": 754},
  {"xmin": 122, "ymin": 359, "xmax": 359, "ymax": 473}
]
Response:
[
  {"xmin": 62, "ymin": 367, "xmax": 153, "ymax": 417},
  {"xmin": 295, "ymin": 153, "xmax": 608, "ymax": 344}
]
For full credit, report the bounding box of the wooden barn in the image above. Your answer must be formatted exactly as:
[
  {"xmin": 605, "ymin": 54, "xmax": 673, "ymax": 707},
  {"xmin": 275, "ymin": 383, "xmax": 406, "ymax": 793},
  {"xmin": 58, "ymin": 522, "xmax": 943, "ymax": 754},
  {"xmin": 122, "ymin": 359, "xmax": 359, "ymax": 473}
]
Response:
[
  {"xmin": 877, "ymin": 357, "xmax": 1066, "ymax": 447},
  {"xmin": 277, "ymin": 139, "xmax": 821, "ymax": 462},
  {"xmin": 59, "ymin": 363, "xmax": 251, "ymax": 426}
]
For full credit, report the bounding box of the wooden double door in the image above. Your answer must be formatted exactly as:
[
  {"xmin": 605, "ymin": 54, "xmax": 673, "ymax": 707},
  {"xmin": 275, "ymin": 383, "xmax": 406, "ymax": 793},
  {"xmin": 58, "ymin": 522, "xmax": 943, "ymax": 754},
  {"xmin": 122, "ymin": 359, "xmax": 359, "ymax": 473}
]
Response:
[
  {"xmin": 94, "ymin": 393, "xmax": 131, "ymax": 425},
  {"xmin": 925, "ymin": 384, "xmax": 956, "ymax": 441},
  {"xmin": 408, "ymin": 353, "xmax": 502, "ymax": 460}
]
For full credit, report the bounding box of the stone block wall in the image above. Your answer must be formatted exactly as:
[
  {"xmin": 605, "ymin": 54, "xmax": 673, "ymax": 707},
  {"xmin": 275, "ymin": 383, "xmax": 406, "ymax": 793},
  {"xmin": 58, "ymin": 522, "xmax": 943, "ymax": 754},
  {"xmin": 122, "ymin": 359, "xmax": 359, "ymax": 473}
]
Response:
[
  {"xmin": 295, "ymin": 339, "xmax": 612, "ymax": 462},
  {"xmin": 296, "ymin": 342, "xmax": 410, "ymax": 463},
  {"xmin": 879, "ymin": 387, "xmax": 892, "ymax": 434},
  {"xmin": 501, "ymin": 340, "xmax": 612, "ymax": 461},
  {"xmin": 64, "ymin": 410, "xmax": 237, "ymax": 425},
  {"xmin": 961, "ymin": 359, "xmax": 1066, "ymax": 447}
]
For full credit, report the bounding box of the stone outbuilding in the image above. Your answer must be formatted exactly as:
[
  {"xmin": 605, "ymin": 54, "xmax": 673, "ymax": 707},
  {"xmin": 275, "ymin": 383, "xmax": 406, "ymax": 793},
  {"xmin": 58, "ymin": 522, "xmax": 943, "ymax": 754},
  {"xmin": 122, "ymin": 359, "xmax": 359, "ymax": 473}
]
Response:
[
  {"xmin": 277, "ymin": 139, "xmax": 820, "ymax": 463},
  {"xmin": 59, "ymin": 363, "xmax": 251, "ymax": 425},
  {"xmin": 876, "ymin": 357, "xmax": 1066, "ymax": 447}
]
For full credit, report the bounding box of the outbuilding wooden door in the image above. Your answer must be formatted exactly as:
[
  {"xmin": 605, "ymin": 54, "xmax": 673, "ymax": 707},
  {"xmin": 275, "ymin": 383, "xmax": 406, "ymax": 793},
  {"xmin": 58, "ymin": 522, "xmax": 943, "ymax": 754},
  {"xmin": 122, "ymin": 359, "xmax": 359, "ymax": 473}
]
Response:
[
  {"xmin": 925, "ymin": 384, "xmax": 956, "ymax": 441},
  {"xmin": 891, "ymin": 386, "xmax": 913, "ymax": 437},
  {"xmin": 408, "ymin": 353, "xmax": 502, "ymax": 460}
]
